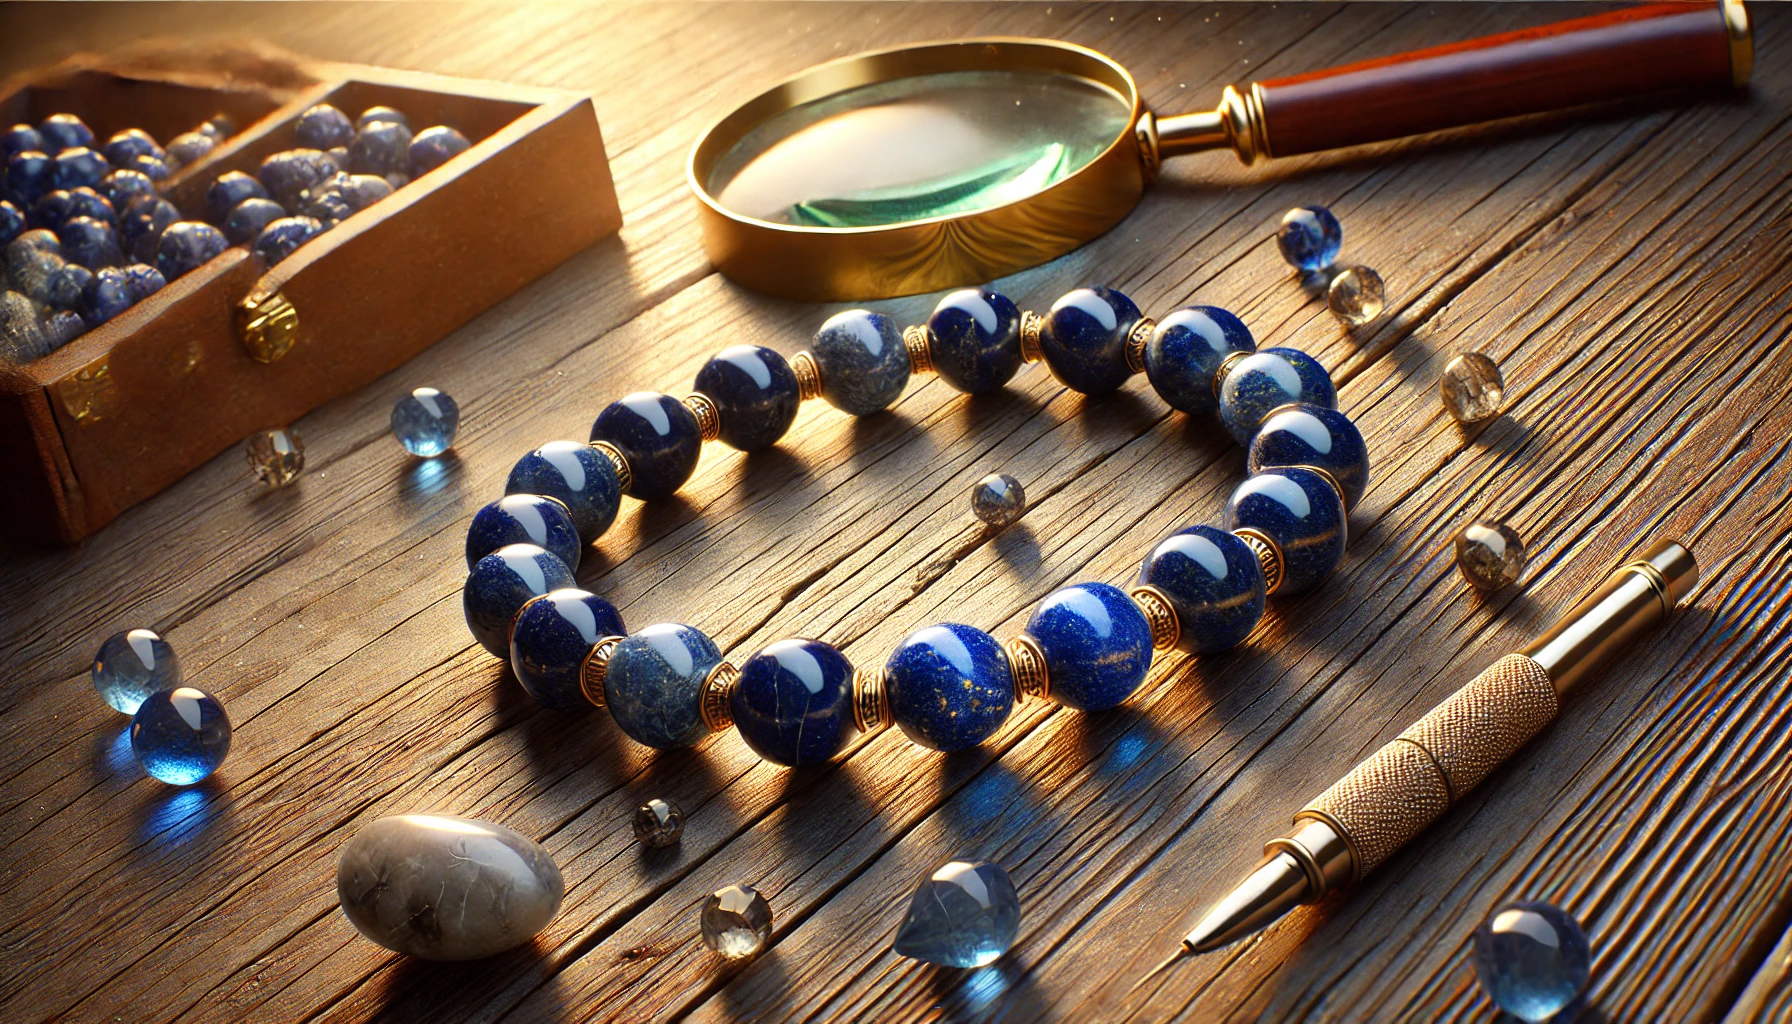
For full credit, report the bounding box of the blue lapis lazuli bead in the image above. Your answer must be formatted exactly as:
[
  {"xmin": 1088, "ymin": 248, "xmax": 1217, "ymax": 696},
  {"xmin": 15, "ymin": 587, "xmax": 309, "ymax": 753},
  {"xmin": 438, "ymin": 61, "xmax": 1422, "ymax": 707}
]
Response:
[
  {"xmin": 205, "ymin": 171, "xmax": 269, "ymax": 224},
  {"xmin": 38, "ymin": 114, "xmax": 95, "ymax": 153},
  {"xmin": 694, "ymin": 344, "xmax": 800, "ymax": 452},
  {"xmin": 462, "ymin": 543, "xmax": 576, "ymax": 658},
  {"xmin": 1144, "ymin": 306, "xmax": 1255, "ymax": 415},
  {"xmin": 604, "ymin": 622, "xmax": 723, "ymax": 749},
  {"xmin": 155, "ymin": 221, "xmax": 227, "ymax": 280},
  {"xmin": 1139, "ymin": 525, "xmax": 1266, "ymax": 653},
  {"xmin": 466, "ymin": 493, "xmax": 582, "ymax": 571},
  {"xmin": 1217, "ymin": 347, "xmax": 1337, "ymax": 445},
  {"xmin": 131, "ymin": 686, "xmax": 231, "ymax": 785},
  {"xmin": 589, "ymin": 391, "xmax": 702, "ymax": 500},
  {"xmin": 1277, "ymin": 204, "xmax": 1342, "ymax": 272},
  {"xmin": 92, "ymin": 628, "xmax": 182, "ymax": 714},
  {"xmin": 1248, "ymin": 404, "xmax": 1369, "ymax": 512},
  {"xmin": 509, "ymin": 588, "xmax": 625, "ymax": 712},
  {"xmin": 1223, "ymin": 467, "xmax": 1346, "ymax": 594},
  {"xmin": 926, "ymin": 287, "xmax": 1022, "ymax": 394},
  {"xmin": 884, "ymin": 623, "xmax": 1013, "ymax": 752},
  {"xmin": 1024, "ymin": 582, "xmax": 1153, "ymax": 711},
  {"xmin": 52, "ymin": 147, "xmax": 109, "ymax": 192},
  {"xmin": 506, "ymin": 441, "xmax": 622, "ymax": 543},
  {"xmin": 730, "ymin": 638, "xmax": 858, "ymax": 766},
  {"xmin": 811, "ymin": 309, "xmax": 910, "ymax": 416},
  {"xmin": 1472, "ymin": 902, "xmax": 1591, "ymax": 1024},
  {"xmin": 0, "ymin": 200, "xmax": 23, "ymax": 246},
  {"xmin": 391, "ymin": 386, "xmax": 460, "ymax": 456},
  {"xmin": 1038, "ymin": 286, "xmax": 1143, "ymax": 395}
]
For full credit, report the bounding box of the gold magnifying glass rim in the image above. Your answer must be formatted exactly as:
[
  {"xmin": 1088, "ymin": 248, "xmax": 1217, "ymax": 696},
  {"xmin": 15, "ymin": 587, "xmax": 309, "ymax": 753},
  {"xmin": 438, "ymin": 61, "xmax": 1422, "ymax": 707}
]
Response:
[{"xmin": 686, "ymin": 37, "xmax": 1150, "ymax": 302}]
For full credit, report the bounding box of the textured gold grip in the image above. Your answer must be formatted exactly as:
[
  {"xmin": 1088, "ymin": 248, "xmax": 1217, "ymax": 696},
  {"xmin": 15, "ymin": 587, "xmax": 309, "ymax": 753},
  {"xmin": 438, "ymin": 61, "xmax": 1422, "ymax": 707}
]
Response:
[{"xmin": 1298, "ymin": 653, "xmax": 1558, "ymax": 876}]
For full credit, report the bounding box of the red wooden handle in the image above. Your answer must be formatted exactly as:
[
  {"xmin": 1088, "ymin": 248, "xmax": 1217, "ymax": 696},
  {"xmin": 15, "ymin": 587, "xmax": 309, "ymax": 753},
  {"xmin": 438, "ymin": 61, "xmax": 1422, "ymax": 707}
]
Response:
[{"xmin": 1254, "ymin": 3, "xmax": 1741, "ymax": 159}]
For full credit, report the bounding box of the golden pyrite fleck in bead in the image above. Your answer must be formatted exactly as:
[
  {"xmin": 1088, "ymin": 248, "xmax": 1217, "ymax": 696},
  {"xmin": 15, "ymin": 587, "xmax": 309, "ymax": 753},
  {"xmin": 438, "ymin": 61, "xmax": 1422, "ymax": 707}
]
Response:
[
  {"xmin": 903, "ymin": 324, "xmax": 936, "ymax": 374},
  {"xmin": 588, "ymin": 440, "xmax": 633, "ymax": 493},
  {"xmin": 700, "ymin": 660, "xmax": 739, "ymax": 731},
  {"xmin": 684, "ymin": 393, "xmax": 722, "ymax": 443},
  {"xmin": 580, "ymin": 635, "xmax": 624, "ymax": 708},
  {"xmin": 1232, "ymin": 527, "xmax": 1285, "ymax": 596},
  {"xmin": 1440, "ymin": 352, "xmax": 1507, "ymax": 423},
  {"xmin": 1004, "ymin": 635, "xmax": 1050, "ymax": 703},
  {"xmin": 1129, "ymin": 585, "xmax": 1181, "ymax": 650},
  {"xmin": 1019, "ymin": 311, "xmax": 1045, "ymax": 363},
  {"xmin": 852, "ymin": 667, "xmax": 889, "ymax": 734},
  {"xmin": 791, "ymin": 350, "xmax": 823, "ymax": 401},
  {"xmin": 1125, "ymin": 317, "xmax": 1156, "ymax": 374}
]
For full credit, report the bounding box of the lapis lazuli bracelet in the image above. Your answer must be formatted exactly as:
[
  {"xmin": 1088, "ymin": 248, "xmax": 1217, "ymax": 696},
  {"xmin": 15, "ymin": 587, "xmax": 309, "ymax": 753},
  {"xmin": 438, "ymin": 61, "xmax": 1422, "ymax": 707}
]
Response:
[{"xmin": 461, "ymin": 285, "xmax": 1367, "ymax": 766}]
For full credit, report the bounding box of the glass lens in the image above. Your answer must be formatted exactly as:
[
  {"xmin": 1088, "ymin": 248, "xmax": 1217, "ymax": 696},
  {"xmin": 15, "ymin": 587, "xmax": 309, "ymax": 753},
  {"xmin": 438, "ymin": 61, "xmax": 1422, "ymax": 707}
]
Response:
[{"xmin": 709, "ymin": 69, "xmax": 1131, "ymax": 228}]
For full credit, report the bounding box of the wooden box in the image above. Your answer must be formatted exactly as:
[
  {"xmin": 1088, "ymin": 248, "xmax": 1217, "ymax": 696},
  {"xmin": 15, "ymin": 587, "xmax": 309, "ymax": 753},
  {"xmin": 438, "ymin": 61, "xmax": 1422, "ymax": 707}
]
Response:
[{"xmin": 0, "ymin": 50, "xmax": 622, "ymax": 545}]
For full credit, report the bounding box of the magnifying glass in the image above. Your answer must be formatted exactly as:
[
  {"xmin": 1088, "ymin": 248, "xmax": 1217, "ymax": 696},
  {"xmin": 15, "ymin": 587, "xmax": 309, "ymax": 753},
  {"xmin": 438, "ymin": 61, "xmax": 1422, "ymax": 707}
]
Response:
[{"xmin": 690, "ymin": 1, "xmax": 1751, "ymax": 301}]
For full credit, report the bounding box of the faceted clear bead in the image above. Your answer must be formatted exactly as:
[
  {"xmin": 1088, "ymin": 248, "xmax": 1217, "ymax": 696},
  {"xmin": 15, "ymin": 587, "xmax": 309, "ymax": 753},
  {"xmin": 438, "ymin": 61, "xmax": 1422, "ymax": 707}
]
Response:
[
  {"xmin": 1327, "ymin": 265, "xmax": 1385, "ymax": 327},
  {"xmin": 700, "ymin": 883, "xmax": 773, "ymax": 959},
  {"xmin": 893, "ymin": 859, "xmax": 1020, "ymax": 968},
  {"xmin": 246, "ymin": 427, "xmax": 304, "ymax": 486},
  {"xmin": 632, "ymin": 798, "xmax": 684, "ymax": 848},
  {"xmin": 1442, "ymin": 352, "xmax": 1507, "ymax": 423},
  {"xmin": 130, "ymin": 686, "xmax": 232, "ymax": 785},
  {"xmin": 1456, "ymin": 520, "xmax": 1526, "ymax": 591},
  {"xmin": 92, "ymin": 628, "xmax": 182, "ymax": 714},
  {"xmin": 391, "ymin": 386, "xmax": 460, "ymax": 456},
  {"xmin": 1472, "ymin": 901, "xmax": 1591, "ymax": 1023},
  {"xmin": 971, "ymin": 473, "xmax": 1025, "ymax": 527}
]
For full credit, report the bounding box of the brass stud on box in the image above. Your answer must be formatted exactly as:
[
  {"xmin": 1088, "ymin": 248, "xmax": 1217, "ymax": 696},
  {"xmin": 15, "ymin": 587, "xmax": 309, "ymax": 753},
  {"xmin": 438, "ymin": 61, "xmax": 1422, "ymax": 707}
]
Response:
[{"xmin": 238, "ymin": 291, "xmax": 299, "ymax": 364}]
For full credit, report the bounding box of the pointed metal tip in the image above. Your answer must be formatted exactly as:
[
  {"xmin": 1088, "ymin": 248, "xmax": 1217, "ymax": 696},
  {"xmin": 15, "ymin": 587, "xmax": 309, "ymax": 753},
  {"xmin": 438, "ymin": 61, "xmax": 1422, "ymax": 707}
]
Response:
[
  {"xmin": 1184, "ymin": 850, "xmax": 1314, "ymax": 954},
  {"xmin": 1129, "ymin": 943, "xmax": 1192, "ymax": 994}
]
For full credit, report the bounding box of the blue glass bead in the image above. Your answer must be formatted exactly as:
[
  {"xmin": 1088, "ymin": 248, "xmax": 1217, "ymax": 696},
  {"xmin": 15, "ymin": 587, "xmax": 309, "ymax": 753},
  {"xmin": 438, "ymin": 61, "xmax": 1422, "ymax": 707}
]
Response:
[
  {"xmin": 131, "ymin": 686, "xmax": 231, "ymax": 785},
  {"xmin": 92, "ymin": 627, "xmax": 182, "ymax": 714},
  {"xmin": 357, "ymin": 106, "xmax": 410, "ymax": 131},
  {"xmin": 811, "ymin": 309, "xmax": 910, "ymax": 416},
  {"xmin": 224, "ymin": 197, "xmax": 286, "ymax": 244},
  {"xmin": 509, "ymin": 588, "xmax": 625, "ymax": 712},
  {"xmin": 1276, "ymin": 204, "xmax": 1342, "ymax": 272},
  {"xmin": 391, "ymin": 386, "xmax": 460, "ymax": 456},
  {"xmin": 102, "ymin": 128, "xmax": 163, "ymax": 168},
  {"xmin": 1039, "ymin": 285, "xmax": 1143, "ymax": 395},
  {"xmin": 410, "ymin": 126, "xmax": 471, "ymax": 176},
  {"xmin": 52, "ymin": 147, "xmax": 108, "ymax": 191},
  {"xmin": 206, "ymin": 171, "xmax": 269, "ymax": 224},
  {"xmin": 99, "ymin": 169, "xmax": 155, "ymax": 210},
  {"xmin": 119, "ymin": 195, "xmax": 180, "ymax": 263},
  {"xmin": 0, "ymin": 200, "xmax": 21, "ymax": 246},
  {"xmin": 467, "ymin": 493, "xmax": 581, "ymax": 571},
  {"xmin": 251, "ymin": 216, "xmax": 324, "ymax": 266},
  {"xmin": 7, "ymin": 150, "xmax": 54, "ymax": 207},
  {"xmin": 2, "ymin": 124, "xmax": 42, "ymax": 160},
  {"xmin": 45, "ymin": 263, "xmax": 92, "ymax": 311},
  {"xmin": 122, "ymin": 262, "xmax": 166, "ymax": 303},
  {"xmin": 884, "ymin": 623, "xmax": 1013, "ymax": 752},
  {"xmin": 462, "ymin": 543, "xmax": 577, "ymax": 658},
  {"xmin": 349, "ymin": 121, "xmax": 414, "ymax": 177},
  {"xmin": 295, "ymin": 103, "xmax": 355, "ymax": 151},
  {"xmin": 506, "ymin": 441, "xmax": 622, "ymax": 543},
  {"xmin": 1139, "ymin": 525, "xmax": 1266, "ymax": 654},
  {"xmin": 1217, "ymin": 347, "xmax": 1337, "ymax": 445},
  {"xmin": 893, "ymin": 859, "xmax": 1021, "ymax": 968},
  {"xmin": 926, "ymin": 287, "xmax": 1022, "ymax": 394},
  {"xmin": 1472, "ymin": 902, "xmax": 1591, "ymax": 1024},
  {"xmin": 589, "ymin": 391, "xmax": 702, "ymax": 500},
  {"xmin": 38, "ymin": 114, "xmax": 94, "ymax": 154},
  {"xmin": 165, "ymin": 131, "xmax": 215, "ymax": 168},
  {"xmin": 1144, "ymin": 305, "xmax": 1255, "ymax": 415},
  {"xmin": 1248, "ymin": 404, "xmax": 1369, "ymax": 512},
  {"xmin": 693, "ymin": 344, "xmax": 799, "ymax": 452},
  {"xmin": 1223, "ymin": 467, "xmax": 1346, "ymax": 595},
  {"xmin": 81, "ymin": 266, "xmax": 135, "ymax": 326},
  {"xmin": 604, "ymin": 622, "xmax": 723, "ymax": 749},
  {"xmin": 60, "ymin": 216, "xmax": 123, "ymax": 269},
  {"xmin": 1024, "ymin": 582, "xmax": 1153, "ymax": 711},
  {"xmin": 29, "ymin": 189, "xmax": 75, "ymax": 231},
  {"xmin": 258, "ymin": 149, "xmax": 341, "ymax": 208},
  {"xmin": 730, "ymin": 638, "xmax": 857, "ymax": 766},
  {"xmin": 155, "ymin": 221, "xmax": 226, "ymax": 280}
]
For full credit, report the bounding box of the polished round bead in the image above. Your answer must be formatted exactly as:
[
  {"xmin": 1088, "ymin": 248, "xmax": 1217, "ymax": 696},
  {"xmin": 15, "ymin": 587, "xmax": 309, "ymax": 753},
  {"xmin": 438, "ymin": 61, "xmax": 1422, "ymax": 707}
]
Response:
[
  {"xmin": 1472, "ymin": 902, "xmax": 1590, "ymax": 1024},
  {"xmin": 92, "ymin": 628, "xmax": 182, "ymax": 714},
  {"xmin": 893, "ymin": 859, "xmax": 1021, "ymax": 968},
  {"xmin": 1223, "ymin": 468, "xmax": 1347, "ymax": 595},
  {"xmin": 205, "ymin": 170, "xmax": 269, "ymax": 224},
  {"xmin": 509, "ymin": 589, "xmax": 625, "ymax": 711},
  {"xmin": 1039, "ymin": 285, "xmax": 1143, "ymax": 395},
  {"xmin": 349, "ymin": 121, "xmax": 414, "ymax": 177},
  {"xmin": 391, "ymin": 386, "xmax": 460, "ymax": 456},
  {"xmin": 46, "ymin": 263, "xmax": 92, "ymax": 311},
  {"xmin": 467, "ymin": 494, "xmax": 582, "ymax": 571},
  {"xmin": 1217, "ymin": 347, "xmax": 1337, "ymax": 445},
  {"xmin": 1248, "ymin": 404, "xmax": 1369, "ymax": 512},
  {"xmin": 410, "ymin": 126, "xmax": 471, "ymax": 176},
  {"xmin": 1144, "ymin": 305, "xmax": 1255, "ymax": 415},
  {"xmin": 884, "ymin": 623, "xmax": 1013, "ymax": 752},
  {"xmin": 1139, "ymin": 525, "xmax": 1266, "ymax": 653},
  {"xmin": 0, "ymin": 200, "xmax": 22, "ymax": 246},
  {"xmin": 589, "ymin": 391, "xmax": 702, "ymax": 499},
  {"xmin": 31, "ymin": 188, "xmax": 105, "ymax": 234},
  {"xmin": 295, "ymin": 103, "xmax": 355, "ymax": 151},
  {"xmin": 125, "ymin": 152, "xmax": 170, "ymax": 183},
  {"xmin": 7, "ymin": 150, "xmax": 55, "ymax": 207},
  {"xmin": 604, "ymin": 623, "xmax": 723, "ymax": 749},
  {"xmin": 223, "ymin": 197, "xmax": 286, "ymax": 244},
  {"xmin": 1456, "ymin": 520, "xmax": 1526, "ymax": 591},
  {"xmin": 99, "ymin": 168, "xmax": 155, "ymax": 210},
  {"xmin": 633, "ymin": 798, "xmax": 685, "ymax": 848},
  {"xmin": 131, "ymin": 687, "xmax": 231, "ymax": 785},
  {"xmin": 119, "ymin": 195, "xmax": 179, "ymax": 263},
  {"xmin": 693, "ymin": 344, "xmax": 800, "ymax": 452},
  {"xmin": 334, "ymin": 173, "xmax": 392, "ymax": 213},
  {"xmin": 1024, "ymin": 582, "xmax": 1153, "ymax": 711},
  {"xmin": 258, "ymin": 148, "xmax": 341, "ymax": 208},
  {"xmin": 1327, "ymin": 265, "xmax": 1385, "ymax": 327},
  {"xmin": 926, "ymin": 287, "xmax": 1022, "ymax": 394},
  {"xmin": 731, "ymin": 638, "xmax": 857, "ymax": 766},
  {"xmin": 60, "ymin": 216, "xmax": 122, "ymax": 270},
  {"xmin": 1276, "ymin": 204, "xmax": 1342, "ymax": 272},
  {"xmin": 102, "ymin": 128, "xmax": 162, "ymax": 167},
  {"xmin": 970, "ymin": 473, "xmax": 1025, "ymax": 527},
  {"xmin": 811, "ymin": 309, "xmax": 910, "ymax": 416},
  {"xmin": 251, "ymin": 216, "xmax": 324, "ymax": 266},
  {"xmin": 357, "ymin": 106, "xmax": 411, "ymax": 131},
  {"xmin": 38, "ymin": 114, "xmax": 94, "ymax": 153},
  {"xmin": 1441, "ymin": 351, "xmax": 1507, "ymax": 423},
  {"xmin": 701, "ymin": 883, "xmax": 772, "ymax": 959},
  {"xmin": 165, "ymin": 131, "xmax": 216, "ymax": 168},
  {"xmin": 2, "ymin": 124, "xmax": 43, "ymax": 160},
  {"xmin": 80, "ymin": 265, "xmax": 134, "ymax": 325},
  {"xmin": 52, "ymin": 147, "xmax": 109, "ymax": 192},
  {"xmin": 506, "ymin": 441, "xmax": 623, "ymax": 543},
  {"xmin": 123, "ymin": 262, "xmax": 165, "ymax": 302},
  {"xmin": 462, "ymin": 543, "xmax": 576, "ymax": 658},
  {"xmin": 245, "ymin": 427, "xmax": 304, "ymax": 486},
  {"xmin": 155, "ymin": 221, "xmax": 227, "ymax": 280}
]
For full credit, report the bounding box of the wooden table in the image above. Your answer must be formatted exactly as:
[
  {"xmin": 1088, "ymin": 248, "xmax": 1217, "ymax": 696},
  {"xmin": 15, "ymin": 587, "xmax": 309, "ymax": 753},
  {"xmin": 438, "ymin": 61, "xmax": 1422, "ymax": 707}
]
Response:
[{"xmin": 3, "ymin": 3, "xmax": 1790, "ymax": 1021}]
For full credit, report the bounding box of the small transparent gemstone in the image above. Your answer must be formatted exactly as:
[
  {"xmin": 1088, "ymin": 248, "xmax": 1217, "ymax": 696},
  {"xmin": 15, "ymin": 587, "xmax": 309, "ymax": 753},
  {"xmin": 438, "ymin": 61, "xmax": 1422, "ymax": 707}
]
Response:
[
  {"xmin": 700, "ymin": 883, "xmax": 772, "ymax": 959},
  {"xmin": 246, "ymin": 427, "xmax": 304, "ymax": 486},
  {"xmin": 632, "ymin": 798, "xmax": 684, "ymax": 848},
  {"xmin": 971, "ymin": 473, "xmax": 1025, "ymax": 527},
  {"xmin": 893, "ymin": 859, "xmax": 1020, "ymax": 968},
  {"xmin": 131, "ymin": 686, "xmax": 232, "ymax": 785},
  {"xmin": 92, "ymin": 628, "xmax": 181, "ymax": 714},
  {"xmin": 1442, "ymin": 351, "xmax": 1507, "ymax": 423},
  {"xmin": 391, "ymin": 386, "xmax": 460, "ymax": 456},
  {"xmin": 1456, "ymin": 520, "xmax": 1525, "ymax": 591},
  {"xmin": 1472, "ymin": 901, "xmax": 1591, "ymax": 1023},
  {"xmin": 1327, "ymin": 265, "xmax": 1385, "ymax": 327}
]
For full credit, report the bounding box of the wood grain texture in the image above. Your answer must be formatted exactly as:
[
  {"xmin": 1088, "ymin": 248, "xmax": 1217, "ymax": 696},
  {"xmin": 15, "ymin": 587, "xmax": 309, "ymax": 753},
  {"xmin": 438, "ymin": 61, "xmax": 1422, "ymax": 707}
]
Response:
[{"xmin": 2, "ymin": 4, "xmax": 1789, "ymax": 1023}]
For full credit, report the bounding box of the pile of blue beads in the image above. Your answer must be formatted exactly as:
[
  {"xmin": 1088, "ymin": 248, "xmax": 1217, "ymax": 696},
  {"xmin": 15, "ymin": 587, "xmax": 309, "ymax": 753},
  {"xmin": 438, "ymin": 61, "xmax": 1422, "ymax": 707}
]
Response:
[
  {"xmin": 90, "ymin": 627, "xmax": 232, "ymax": 785},
  {"xmin": 461, "ymin": 281, "xmax": 1369, "ymax": 774}
]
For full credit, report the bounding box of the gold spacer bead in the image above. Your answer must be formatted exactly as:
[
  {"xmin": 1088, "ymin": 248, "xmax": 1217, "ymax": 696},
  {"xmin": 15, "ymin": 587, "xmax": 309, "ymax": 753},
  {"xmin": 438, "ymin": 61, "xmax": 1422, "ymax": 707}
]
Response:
[
  {"xmin": 1129, "ymin": 585, "xmax": 1181, "ymax": 651},
  {"xmin": 1212, "ymin": 349, "xmax": 1252, "ymax": 401},
  {"xmin": 903, "ymin": 324, "xmax": 936, "ymax": 375},
  {"xmin": 588, "ymin": 440, "xmax": 633, "ymax": 493},
  {"xmin": 1004, "ymin": 634, "xmax": 1050, "ymax": 704},
  {"xmin": 852, "ymin": 666, "xmax": 889, "ymax": 734},
  {"xmin": 580, "ymin": 635, "xmax": 625, "ymax": 709},
  {"xmin": 1019, "ymin": 311, "xmax": 1046, "ymax": 363},
  {"xmin": 510, "ymin": 592, "xmax": 551, "ymax": 643},
  {"xmin": 792, "ymin": 350, "xmax": 823, "ymax": 401},
  {"xmin": 1233, "ymin": 527, "xmax": 1285, "ymax": 597},
  {"xmin": 683, "ymin": 392, "xmax": 721, "ymax": 443},
  {"xmin": 700, "ymin": 660, "xmax": 739, "ymax": 732},
  {"xmin": 1125, "ymin": 317, "xmax": 1156, "ymax": 375}
]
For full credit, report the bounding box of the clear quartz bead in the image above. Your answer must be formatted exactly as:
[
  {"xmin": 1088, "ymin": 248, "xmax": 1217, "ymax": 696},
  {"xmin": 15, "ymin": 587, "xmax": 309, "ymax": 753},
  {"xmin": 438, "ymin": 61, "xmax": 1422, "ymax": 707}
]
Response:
[
  {"xmin": 632, "ymin": 798, "xmax": 684, "ymax": 848},
  {"xmin": 1455, "ymin": 520, "xmax": 1525, "ymax": 591},
  {"xmin": 700, "ymin": 883, "xmax": 772, "ymax": 959},
  {"xmin": 971, "ymin": 473, "xmax": 1025, "ymax": 527},
  {"xmin": 246, "ymin": 427, "xmax": 304, "ymax": 486},
  {"xmin": 1327, "ymin": 265, "xmax": 1385, "ymax": 326},
  {"xmin": 91, "ymin": 628, "xmax": 181, "ymax": 714},
  {"xmin": 1472, "ymin": 901, "xmax": 1591, "ymax": 1023},
  {"xmin": 893, "ymin": 859, "xmax": 1021, "ymax": 967},
  {"xmin": 1441, "ymin": 352, "xmax": 1507, "ymax": 423}
]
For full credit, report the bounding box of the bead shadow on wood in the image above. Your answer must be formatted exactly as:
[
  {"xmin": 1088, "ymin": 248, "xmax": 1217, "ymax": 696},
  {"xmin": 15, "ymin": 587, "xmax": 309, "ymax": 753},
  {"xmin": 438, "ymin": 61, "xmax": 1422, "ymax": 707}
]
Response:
[{"xmin": 396, "ymin": 449, "xmax": 462, "ymax": 503}]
